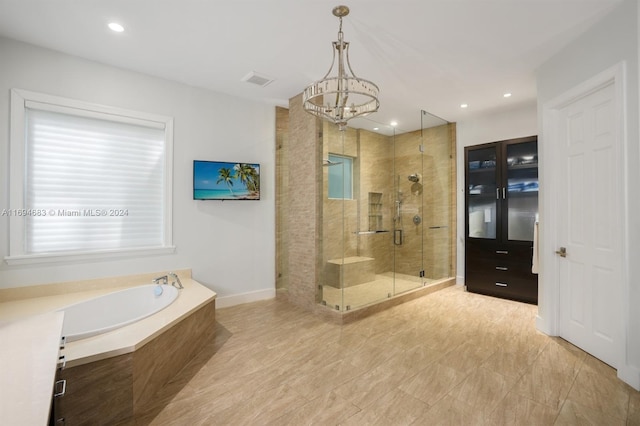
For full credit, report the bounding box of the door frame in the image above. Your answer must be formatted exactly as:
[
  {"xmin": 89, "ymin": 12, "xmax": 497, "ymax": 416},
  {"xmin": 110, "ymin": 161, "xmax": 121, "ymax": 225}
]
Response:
[{"xmin": 538, "ymin": 62, "xmax": 631, "ymax": 381}]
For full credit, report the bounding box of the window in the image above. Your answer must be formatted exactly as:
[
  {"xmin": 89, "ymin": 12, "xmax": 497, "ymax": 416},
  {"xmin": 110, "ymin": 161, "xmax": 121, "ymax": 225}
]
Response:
[
  {"xmin": 327, "ymin": 154, "xmax": 353, "ymax": 199},
  {"xmin": 6, "ymin": 89, "xmax": 174, "ymax": 264}
]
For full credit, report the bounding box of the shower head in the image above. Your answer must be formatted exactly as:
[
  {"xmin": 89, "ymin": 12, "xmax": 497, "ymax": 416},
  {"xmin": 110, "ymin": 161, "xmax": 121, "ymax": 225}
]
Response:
[{"xmin": 408, "ymin": 173, "xmax": 421, "ymax": 183}]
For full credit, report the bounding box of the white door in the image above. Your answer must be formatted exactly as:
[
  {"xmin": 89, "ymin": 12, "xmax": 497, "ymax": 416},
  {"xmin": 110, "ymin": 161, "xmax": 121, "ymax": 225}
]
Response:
[{"xmin": 557, "ymin": 81, "xmax": 622, "ymax": 368}]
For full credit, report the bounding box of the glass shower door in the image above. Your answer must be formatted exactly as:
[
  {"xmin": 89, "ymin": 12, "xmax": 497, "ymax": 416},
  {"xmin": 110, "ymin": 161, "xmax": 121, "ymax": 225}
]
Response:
[
  {"xmin": 318, "ymin": 109, "xmax": 455, "ymax": 312},
  {"xmin": 420, "ymin": 110, "xmax": 454, "ymax": 283},
  {"xmin": 320, "ymin": 121, "xmax": 396, "ymax": 311},
  {"xmin": 392, "ymin": 125, "xmax": 425, "ymax": 295}
]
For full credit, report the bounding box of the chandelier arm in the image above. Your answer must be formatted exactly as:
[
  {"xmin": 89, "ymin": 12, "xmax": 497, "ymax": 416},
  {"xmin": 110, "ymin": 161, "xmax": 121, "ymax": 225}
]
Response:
[
  {"xmin": 336, "ymin": 19, "xmax": 346, "ymax": 97},
  {"xmin": 320, "ymin": 43, "xmax": 337, "ymax": 81},
  {"xmin": 336, "ymin": 44, "xmax": 344, "ymax": 96},
  {"xmin": 344, "ymin": 43, "xmax": 361, "ymax": 80}
]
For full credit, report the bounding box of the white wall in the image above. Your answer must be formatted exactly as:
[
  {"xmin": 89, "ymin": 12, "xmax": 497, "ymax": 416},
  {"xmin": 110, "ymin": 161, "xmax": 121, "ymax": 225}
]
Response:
[
  {"xmin": 0, "ymin": 37, "xmax": 276, "ymax": 306},
  {"xmin": 455, "ymin": 102, "xmax": 538, "ymax": 283},
  {"xmin": 536, "ymin": 0, "xmax": 639, "ymax": 389}
]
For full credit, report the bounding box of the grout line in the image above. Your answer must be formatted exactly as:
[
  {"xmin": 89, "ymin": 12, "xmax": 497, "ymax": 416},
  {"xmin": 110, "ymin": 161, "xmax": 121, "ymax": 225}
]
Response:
[{"xmin": 550, "ymin": 354, "xmax": 587, "ymax": 425}]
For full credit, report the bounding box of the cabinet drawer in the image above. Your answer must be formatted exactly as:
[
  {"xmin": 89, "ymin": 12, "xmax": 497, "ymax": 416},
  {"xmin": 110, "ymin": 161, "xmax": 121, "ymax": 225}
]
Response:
[
  {"xmin": 466, "ymin": 241, "xmax": 530, "ymax": 259},
  {"xmin": 485, "ymin": 275, "xmax": 535, "ymax": 297},
  {"xmin": 466, "ymin": 275, "xmax": 537, "ymax": 304},
  {"xmin": 465, "ymin": 243, "xmax": 538, "ymax": 304},
  {"xmin": 491, "ymin": 260, "xmax": 535, "ymax": 280}
]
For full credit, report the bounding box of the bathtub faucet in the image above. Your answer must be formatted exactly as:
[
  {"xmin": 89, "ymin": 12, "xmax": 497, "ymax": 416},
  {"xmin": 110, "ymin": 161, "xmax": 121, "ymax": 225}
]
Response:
[
  {"xmin": 153, "ymin": 273, "xmax": 184, "ymax": 289},
  {"xmin": 168, "ymin": 272, "xmax": 184, "ymax": 289},
  {"xmin": 153, "ymin": 275, "xmax": 168, "ymax": 285}
]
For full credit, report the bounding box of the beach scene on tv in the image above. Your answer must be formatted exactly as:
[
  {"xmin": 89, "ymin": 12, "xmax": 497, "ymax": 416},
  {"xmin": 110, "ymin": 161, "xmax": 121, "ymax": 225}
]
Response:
[{"xmin": 194, "ymin": 161, "xmax": 260, "ymax": 200}]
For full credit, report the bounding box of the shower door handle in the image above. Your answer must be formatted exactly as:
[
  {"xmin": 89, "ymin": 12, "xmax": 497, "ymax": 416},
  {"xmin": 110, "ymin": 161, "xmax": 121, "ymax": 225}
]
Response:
[{"xmin": 394, "ymin": 229, "xmax": 403, "ymax": 245}]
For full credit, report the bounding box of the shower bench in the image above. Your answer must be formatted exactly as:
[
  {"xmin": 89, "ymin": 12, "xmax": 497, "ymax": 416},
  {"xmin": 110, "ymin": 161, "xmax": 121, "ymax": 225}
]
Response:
[{"xmin": 325, "ymin": 256, "xmax": 375, "ymax": 288}]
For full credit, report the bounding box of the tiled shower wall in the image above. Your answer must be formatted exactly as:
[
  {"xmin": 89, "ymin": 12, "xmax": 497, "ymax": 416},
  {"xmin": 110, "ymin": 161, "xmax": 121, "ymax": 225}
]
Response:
[
  {"xmin": 275, "ymin": 106, "xmax": 289, "ymax": 291},
  {"xmin": 280, "ymin": 95, "xmax": 323, "ymax": 309}
]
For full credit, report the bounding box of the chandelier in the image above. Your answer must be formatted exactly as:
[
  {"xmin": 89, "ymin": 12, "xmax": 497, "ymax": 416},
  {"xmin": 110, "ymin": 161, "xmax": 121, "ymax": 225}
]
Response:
[{"xmin": 303, "ymin": 5, "xmax": 379, "ymax": 131}]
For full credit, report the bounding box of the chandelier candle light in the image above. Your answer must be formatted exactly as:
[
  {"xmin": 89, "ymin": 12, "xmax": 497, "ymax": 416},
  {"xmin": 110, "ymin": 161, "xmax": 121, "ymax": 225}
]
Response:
[{"xmin": 303, "ymin": 5, "xmax": 380, "ymax": 131}]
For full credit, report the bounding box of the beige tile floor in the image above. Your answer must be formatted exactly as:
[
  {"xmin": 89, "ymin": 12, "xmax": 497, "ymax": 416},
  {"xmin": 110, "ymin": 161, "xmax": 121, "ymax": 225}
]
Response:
[{"xmin": 136, "ymin": 285, "xmax": 640, "ymax": 425}]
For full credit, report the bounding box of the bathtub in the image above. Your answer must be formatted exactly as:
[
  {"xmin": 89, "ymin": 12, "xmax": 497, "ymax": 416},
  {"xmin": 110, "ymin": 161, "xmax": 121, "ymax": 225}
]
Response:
[{"xmin": 58, "ymin": 284, "xmax": 179, "ymax": 342}]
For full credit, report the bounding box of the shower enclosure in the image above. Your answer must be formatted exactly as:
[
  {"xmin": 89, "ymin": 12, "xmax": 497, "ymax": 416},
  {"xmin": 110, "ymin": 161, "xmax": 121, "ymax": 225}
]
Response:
[{"xmin": 318, "ymin": 110, "xmax": 456, "ymax": 311}]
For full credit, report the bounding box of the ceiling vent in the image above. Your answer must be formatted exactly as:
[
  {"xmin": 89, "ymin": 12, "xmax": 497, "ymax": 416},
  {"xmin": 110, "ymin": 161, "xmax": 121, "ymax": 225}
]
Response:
[{"xmin": 241, "ymin": 71, "xmax": 274, "ymax": 87}]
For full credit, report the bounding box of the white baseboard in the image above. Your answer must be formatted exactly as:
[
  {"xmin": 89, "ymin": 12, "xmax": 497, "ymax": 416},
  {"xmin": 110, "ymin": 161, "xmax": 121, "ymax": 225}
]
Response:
[
  {"xmin": 618, "ymin": 363, "xmax": 640, "ymax": 391},
  {"xmin": 535, "ymin": 315, "xmax": 553, "ymax": 336},
  {"xmin": 215, "ymin": 287, "xmax": 276, "ymax": 309}
]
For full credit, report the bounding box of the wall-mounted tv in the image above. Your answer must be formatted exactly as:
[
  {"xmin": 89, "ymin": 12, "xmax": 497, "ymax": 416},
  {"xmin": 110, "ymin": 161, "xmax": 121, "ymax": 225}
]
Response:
[{"xmin": 193, "ymin": 160, "xmax": 260, "ymax": 200}]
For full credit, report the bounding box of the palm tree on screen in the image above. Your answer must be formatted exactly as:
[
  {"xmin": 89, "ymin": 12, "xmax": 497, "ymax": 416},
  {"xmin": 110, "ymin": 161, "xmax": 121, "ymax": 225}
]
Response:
[
  {"xmin": 216, "ymin": 167, "xmax": 234, "ymax": 195},
  {"xmin": 234, "ymin": 163, "xmax": 259, "ymax": 194}
]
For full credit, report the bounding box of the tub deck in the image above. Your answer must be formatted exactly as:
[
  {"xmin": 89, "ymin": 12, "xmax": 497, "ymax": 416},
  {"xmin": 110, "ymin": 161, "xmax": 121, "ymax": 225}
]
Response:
[
  {"xmin": 0, "ymin": 270, "xmax": 216, "ymax": 368},
  {"xmin": 0, "ymin": 270, "xmax": 217, "ymax": 424}
]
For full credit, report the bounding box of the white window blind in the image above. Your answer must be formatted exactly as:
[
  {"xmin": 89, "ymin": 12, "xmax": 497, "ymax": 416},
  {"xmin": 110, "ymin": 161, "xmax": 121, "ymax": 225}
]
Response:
[
  {"xmin": 6, "ymin": 89, "xmax": 174, "ymax": 264},
  {"xmin": 24, "ymin": 108, "xmax": 166, "ymax": 254}
]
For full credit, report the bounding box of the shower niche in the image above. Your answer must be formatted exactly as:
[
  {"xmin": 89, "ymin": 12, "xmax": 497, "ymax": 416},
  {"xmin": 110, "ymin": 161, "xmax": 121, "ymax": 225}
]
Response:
[{"xmin": 368, "ymin": 192, "xmax": 384, "ymax": 231}]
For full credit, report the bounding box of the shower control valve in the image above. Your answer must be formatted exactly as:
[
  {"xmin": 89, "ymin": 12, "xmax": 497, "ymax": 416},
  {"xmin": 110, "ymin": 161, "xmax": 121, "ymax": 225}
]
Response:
[{"xmin": 413, "ymin": 214, "xmax": 422, "ymax": 225}]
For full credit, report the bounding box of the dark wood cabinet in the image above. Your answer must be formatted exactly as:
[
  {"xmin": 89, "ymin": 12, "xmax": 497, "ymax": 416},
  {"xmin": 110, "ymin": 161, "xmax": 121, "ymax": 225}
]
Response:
[{"xmin": 464, "ymin": 136, "xmax": 538, "ymax": 304}]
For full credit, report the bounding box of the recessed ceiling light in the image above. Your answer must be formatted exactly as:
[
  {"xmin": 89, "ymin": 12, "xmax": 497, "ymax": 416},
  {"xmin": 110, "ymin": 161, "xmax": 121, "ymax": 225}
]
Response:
[
  {"xmin": 108, "ymin": 22, "xmax": 125, "ymax": 33},
  {"xmin": 373, "ymin": 127, "xmax": 379, "ymax": 131},
  {"xmin": 390, "ymin": 121, "xmax": 398, "ymax": 127},
  {"xmin": 503, "ymin": 93, "xmax": 512, "ymax": 98},
  {"xmin": 460, "ymin": 104, "xmax": 468, "ymax": 108}
]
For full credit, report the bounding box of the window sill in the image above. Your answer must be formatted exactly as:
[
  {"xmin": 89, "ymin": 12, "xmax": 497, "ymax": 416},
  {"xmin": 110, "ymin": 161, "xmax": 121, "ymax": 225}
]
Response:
[{"xmin": 4, "ymin": 246, "xmax": 176, "ymax": 266}]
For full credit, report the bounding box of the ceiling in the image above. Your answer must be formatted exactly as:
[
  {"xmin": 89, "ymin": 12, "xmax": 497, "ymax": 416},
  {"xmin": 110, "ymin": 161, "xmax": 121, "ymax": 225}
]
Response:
[{"xmin": 0, "ymin": 0, "xmax": 623, "ymax": 134}]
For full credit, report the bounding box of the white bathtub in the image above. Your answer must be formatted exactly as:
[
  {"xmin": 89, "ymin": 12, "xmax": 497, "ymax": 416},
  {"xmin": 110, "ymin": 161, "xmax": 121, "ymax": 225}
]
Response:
[{"xmin": 58, "ymin": 284, "xmax": 179, "ymax": 342}]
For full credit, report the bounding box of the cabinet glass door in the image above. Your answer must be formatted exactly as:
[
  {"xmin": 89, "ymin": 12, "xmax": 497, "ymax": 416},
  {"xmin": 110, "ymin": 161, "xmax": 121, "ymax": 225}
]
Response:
[
  {"xmin": 506, "ymin": 141, "xmax": 538, "ymax": 241},
  {"xmin": 467, "ymin": 146, "xmax": 497, "ymax": 239}
]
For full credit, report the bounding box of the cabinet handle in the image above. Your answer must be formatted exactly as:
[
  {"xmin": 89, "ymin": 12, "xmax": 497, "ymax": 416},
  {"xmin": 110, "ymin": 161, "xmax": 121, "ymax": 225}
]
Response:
[
  {"xmin": 495, "ymin": 266, "xmax": 508, "ymax": 271},
  {"xmin": 495, "ymin": 282, "xmax": 508, "ymax": 287},
  {"xmin": 57, "ymin": 355, "xmax": 66, "ymax": 370},
  {"xmin": 59, "ymin": 336, "xmax": 66, "ymax": 350},
  {"xmin": 496, "ymin": 250, "xmax": 509, "ymax": 254},
  {"xmin": 54, "ymin": 379, "xmax": 66, "ymax": 398},
  {"xmin": 496, "ymin": 188, "xmax": 500, "ymax": 200},
  {"xmin": 502, "ymin": 187, "xmax": 506, "ymax": 199}
]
